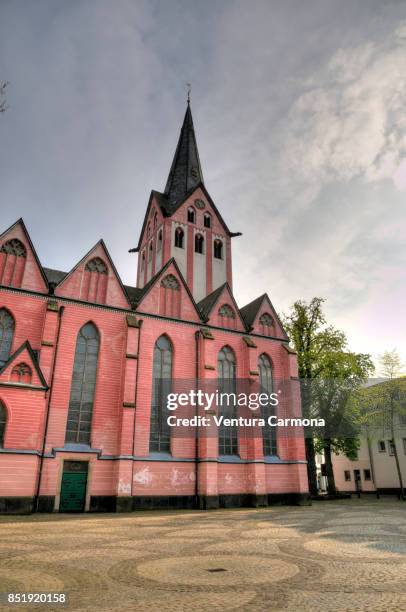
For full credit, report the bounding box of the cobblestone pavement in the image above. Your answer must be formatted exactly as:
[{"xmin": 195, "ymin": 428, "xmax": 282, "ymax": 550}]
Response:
[{"xmin": 1, "ymin": 498, "xmax": 406, "ymax": 611}]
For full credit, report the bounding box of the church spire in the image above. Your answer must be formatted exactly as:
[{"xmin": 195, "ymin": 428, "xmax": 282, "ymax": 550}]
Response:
[{"xmin": 164, "ymin": 102, "xmax": 204, "ymax": 204}]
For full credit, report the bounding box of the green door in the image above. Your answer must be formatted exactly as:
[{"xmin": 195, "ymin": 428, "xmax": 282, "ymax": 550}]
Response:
[{"xmin": 59, "ymin": 461, "xmax": 88, "ymax": 512}]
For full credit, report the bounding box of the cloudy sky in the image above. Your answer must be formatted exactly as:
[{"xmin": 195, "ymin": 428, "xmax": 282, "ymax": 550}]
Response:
[{"xmin": 1, "ymin": 0, "xmax": 405, "ymax": 370}]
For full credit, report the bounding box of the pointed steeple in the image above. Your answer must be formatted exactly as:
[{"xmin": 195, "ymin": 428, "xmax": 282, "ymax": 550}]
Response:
[{"xmin": 164, "ymin": 102, "xmax": 204, "ymax": 204}]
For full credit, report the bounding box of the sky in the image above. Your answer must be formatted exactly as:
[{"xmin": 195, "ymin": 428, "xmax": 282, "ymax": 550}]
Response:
[{"xmin": 0, "ymin": 0, "xmax": 405, "ymax": 371}]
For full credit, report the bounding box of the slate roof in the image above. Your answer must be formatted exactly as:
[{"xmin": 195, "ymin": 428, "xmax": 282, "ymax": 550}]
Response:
[
  {"xmin": 43, "ymin": 268, "xmax": 67, "ymax": 290},
  {"xmin": 240, "ymin": 294, "xmax": 267, "ymax": 328},
  {"xmin": 197, "ymin": 283, "xmax": 228, "ymax": 321},
  {"xmin": 164, "ymin": 103, "xmax": 204, "ymax": 206}
]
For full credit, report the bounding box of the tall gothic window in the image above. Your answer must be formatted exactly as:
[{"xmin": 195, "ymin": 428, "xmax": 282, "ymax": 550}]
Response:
[
  {"xmin": 0, "ymin": 401, "xmax": 6, "ymax": 447},
  {"xmin": 175, "ymin": 227, "xmax": 184, "ymax": 249},
  {"xmin": 65, "ymin": 323, "xmax": 100, "ymax": 445},
  {"xmin": 0, "ymin": 239, "xmax": 27, "ymax": 287},
  {"xmin": 153, "ymin": 211, "xmax": 158, "ymax": 228},
  {"xmin": 187, "ymin": 207, "xmax": 195, "ymax": 223},
  {"xmin": 150, "ymin": 335, "xmax": 172, "ymax": 453},
  {"xmin": 214, "ymin": 239, "xmax": 223, "ymax": 259},
  {"xmin": 0, "ymin": 309, "xmax": 14, "ymax": 366},
  {"xmin": 148, "ymin": 242, "xmax": 153, "ymax": 262},
  {"xmin": 157, "ymin": 230, "xmax": 163, "ymax": 251},
  {"xmin": 218, "ymin": 346, "xmax": 238, "ymax": 455},
  {"xmin": 258, "ymin": 353, "xmax": 277, "ymax": 456},
  {"xmin": 195, "ymin": 233, "xmax": 204, "ymax": 254},
  {"xmin": 204, "ymin": 214, "xmax": 211, "ymax": 229}
]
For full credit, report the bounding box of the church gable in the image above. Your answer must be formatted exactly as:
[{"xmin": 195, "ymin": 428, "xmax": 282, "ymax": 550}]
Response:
[
  {"xmin": 241, "ymin": 294, "xmax": 288, "ymax": 340},
  {"xmin": 135, "ymin": 259, "xmax": 201, "ymax": 322},
  {"xmin": 0, "ymin": 341, "xmax": 47, "ymax": 390},
  {"xmin": 200, "ymin": 283, "xmax": 245, "ymax": 331},
  {"xmin": 0, "ymin": 219, "xmax": 48, "ymax": 294},
  {"xmin": 170, "ymin": 185, "xmax": 230, "ymax": 238},
  {"xmin": 54, "ymin": 241, "xmax": 130, "ymax": 309}
]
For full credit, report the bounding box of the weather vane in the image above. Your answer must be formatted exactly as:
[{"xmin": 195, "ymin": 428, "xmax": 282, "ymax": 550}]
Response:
[{"xmin": 186, "ymin": 82, "xmax": 191, "ymax": 104}]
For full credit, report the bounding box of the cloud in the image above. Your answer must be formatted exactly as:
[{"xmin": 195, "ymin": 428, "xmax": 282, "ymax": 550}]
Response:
[{"xmin": 280, "ymin": 22, "xmax": 406, "ymax": 197}]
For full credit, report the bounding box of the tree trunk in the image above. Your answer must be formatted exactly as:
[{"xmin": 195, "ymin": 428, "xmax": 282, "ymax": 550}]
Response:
[
  {"xmin": 305, "ymin": 437, "xmax": 318, "ymax": 495},
  {"xmin": 324, "ymin": 439, "xmax": 336, "ymax": 496}
]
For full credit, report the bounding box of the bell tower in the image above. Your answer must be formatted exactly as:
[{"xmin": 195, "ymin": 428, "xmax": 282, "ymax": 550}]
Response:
[{"xmin": 132, "ymin": 102, "xmax": 241, "ymax": 301}]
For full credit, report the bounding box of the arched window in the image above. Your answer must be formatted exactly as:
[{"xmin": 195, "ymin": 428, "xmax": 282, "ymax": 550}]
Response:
[
  {"xmin": 187, "ymin": 207, "xmax": 195, "ymax": 223},
  {"xmin": 218, "ymin": 346, "xmax": 238, "ymax": 455},
  {"xmin": 258, "ymin": 354, "xmax": 277, "ymax": 456},
  {"xmin": 153, "ymin": 211, "xmax": 158, "ymax": 228},
  {"xmin": 141, "ymin": 252, "xmax": 145, "ymax": 270},
  {"xmin": 10, "ymin": 363, "xmax": 32, "ymax": 384},
  {"xmin": 160, "ymin": 275, "xmax": 181, "ymax": 317},
  {"xmin": 218, "ymin": 304, "xmax": 236, "ymax": 329},
  {"xmin": 82, "ymin": 258, "xmax": 108, "ymax": 304},
  {"xmin": 85, "ymin": 257, "xmax": 107, "ymax": 274},
  {"xmin": 0, "ymin": 239, "xmax": 27, "ymax": 287},
  {"xmin": 65, "ymin": 323, "xmax": 100, "ymax": 445},
  {"xmin": 1, "ymin": 239, "xmax": 26, "ymax": 258},
  {"xmin": 150, "ymin": 335, "xmax": 172, "ymax": 453},
  {"xmin": 0, "ymin": 401, "xmax": 6, "ymax": 447},
  {"xmin": 175, "ymin": 227, "xmax": 184, "ymax": 249},
  {"xmin": 148, "ymin": 242, "xmax": 153, "ymax": 262},
  {"xmin": 259, "ymin": 313, "xmax": 274, "ymax": 336},
  {"xmin": 214, "ymin": 239, "xmax": 223, "ymax": 259},
  {"xmin": 218, "ymin": 304, "xmax": 235, "ymax": 318},
  {"xmin": 0, "ymin": 309, "xmax": 14, "ymax": 366},
  {"xmin": 204, "ymin": 214, "xmax": 211, "ymax": 229},
  {"xmin": 157, "ymin": 230, "xmax": 163, "ymax": 251},
  {"xmin": 147, "ymin": 222, "xmax": 151, "ymax": 238},
  {"xmin": 195, "ymin": 233, "xmax": 204, "ymax": 254}
]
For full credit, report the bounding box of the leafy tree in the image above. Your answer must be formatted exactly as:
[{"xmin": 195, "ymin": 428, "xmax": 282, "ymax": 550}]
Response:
[{"xmin": 283, "ymin": 297, "xmax": 373, "ymax": 495}]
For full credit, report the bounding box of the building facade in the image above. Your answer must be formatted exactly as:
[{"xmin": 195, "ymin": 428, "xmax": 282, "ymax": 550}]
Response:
[
  {"xmin": 0, "ymin": 103, "xmax": 309, "ymax": 513},
  {"xmin": 332, "ymin": 425, "xmax": 406, "ymax": 495}
]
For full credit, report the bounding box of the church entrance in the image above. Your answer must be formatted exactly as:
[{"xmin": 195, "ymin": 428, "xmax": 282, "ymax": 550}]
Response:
[{"xmin": 59, "ymin": 461, "xmax": 88, "ymax": 512}]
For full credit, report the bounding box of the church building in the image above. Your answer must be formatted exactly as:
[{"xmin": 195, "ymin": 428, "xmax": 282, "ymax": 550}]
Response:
[{"xmin": 0, "ymin": 103, "xmax": 309, "ymax": 513}]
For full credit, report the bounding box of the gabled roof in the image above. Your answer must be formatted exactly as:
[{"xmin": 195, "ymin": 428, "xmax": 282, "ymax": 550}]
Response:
[
  {"xmin": 164, "ymin": 102, "xmax": 204, "ymax": 205},
  {"xmin": 0, "ymin": 340, "xmax": 48, "ymax": 389},
  {"xmin": 0, "ymin": 218, "xmax": 49, "ymax": 290},
  {"xmin": 197, "ymin": 283, "xmax": 228, "ymax": 321},
  {"xmin": 52, "ymin": 239, "xmax": 131, "ymax": 308},
  {"xmin": 130, "ymin": 183, "xmax": 241, "ymax": 253},
  {"xmin": 240, "ymin": 293, "xmax": 289, "ymax": 340},
  {"xmin": 197, "ymin": 282, "xmax": 246, "ymax": 329},
  {"xmin": 43, "ymin": 268, "xmax": 67, "ymax": 291},
  {"xmin": 135, "ymin": 257, "xmax": 203, "ymax": 320},
  {"xmin": 240, "ymin": 294, "xmax": 267, "ymax": 329}
]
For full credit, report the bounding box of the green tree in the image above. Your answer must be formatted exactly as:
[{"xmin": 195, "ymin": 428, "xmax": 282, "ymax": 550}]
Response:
[{"xmin": 283, "ymin": 297, "xmax": 373, "ymax": 495}]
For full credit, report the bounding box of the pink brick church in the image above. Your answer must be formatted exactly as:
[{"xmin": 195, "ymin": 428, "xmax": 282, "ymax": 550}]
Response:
[{"xmin": 0, "ymin": 103, "xmax": 309, "ymax": 513}]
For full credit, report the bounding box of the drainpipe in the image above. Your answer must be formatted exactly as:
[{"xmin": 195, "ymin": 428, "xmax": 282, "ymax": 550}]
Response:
[
  {"xmin": 130, "ymin": 318, "xmax": 143, "ymax": 498},
  {"xmin": 34, "ymin": 305, "xmax": 65, "ymax": 512},
  {"xmin": 194, "ymin": 330, "xmax": 200, "ymax": 507}
]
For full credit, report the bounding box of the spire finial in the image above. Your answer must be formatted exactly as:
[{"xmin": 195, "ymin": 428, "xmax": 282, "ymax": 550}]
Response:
[{"xmin": 186, "ymin": 82, "xmax": 191, "ymax": 105}]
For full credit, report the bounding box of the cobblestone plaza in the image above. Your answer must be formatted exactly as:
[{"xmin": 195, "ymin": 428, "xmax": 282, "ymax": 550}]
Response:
[{"xmin": 1, "ymin": 499, "xmax": 406, "ymax": 611}]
